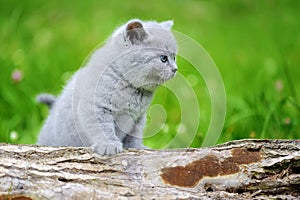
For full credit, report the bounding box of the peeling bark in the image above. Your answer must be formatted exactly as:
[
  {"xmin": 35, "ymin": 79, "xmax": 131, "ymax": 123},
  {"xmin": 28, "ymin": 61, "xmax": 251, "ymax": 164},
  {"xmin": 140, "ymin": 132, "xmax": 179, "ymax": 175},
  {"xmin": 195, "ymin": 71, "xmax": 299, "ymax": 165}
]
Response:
[{"xmin": 0, "ymin": 139, "xmax": 299, "ymax": 199}]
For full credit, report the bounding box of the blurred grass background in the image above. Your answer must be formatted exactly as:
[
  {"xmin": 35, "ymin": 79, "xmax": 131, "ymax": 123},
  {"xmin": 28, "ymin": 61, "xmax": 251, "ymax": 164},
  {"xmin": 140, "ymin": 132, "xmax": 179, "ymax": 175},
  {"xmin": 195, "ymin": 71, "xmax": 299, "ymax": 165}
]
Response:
[{"xmin": 0, "ymin": 0, "xmax": 299, "ymax": 148}]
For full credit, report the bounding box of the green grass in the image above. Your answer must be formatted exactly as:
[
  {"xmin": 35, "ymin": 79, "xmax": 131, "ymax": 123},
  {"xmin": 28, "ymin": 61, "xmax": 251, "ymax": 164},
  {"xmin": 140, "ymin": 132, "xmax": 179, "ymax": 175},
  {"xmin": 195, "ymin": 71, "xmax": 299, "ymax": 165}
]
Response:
[{"xmin": 0, "ymin": 0, "xmax": 299, "ymax": 147}]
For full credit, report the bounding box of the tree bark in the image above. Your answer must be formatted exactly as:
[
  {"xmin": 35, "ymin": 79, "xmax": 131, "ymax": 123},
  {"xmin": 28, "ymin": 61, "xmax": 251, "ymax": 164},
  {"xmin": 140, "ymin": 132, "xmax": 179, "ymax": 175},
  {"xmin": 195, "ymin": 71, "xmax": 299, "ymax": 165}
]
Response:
[{"xmin": 0, "ymin": 139, "xmax": 299, "ymax": 200}]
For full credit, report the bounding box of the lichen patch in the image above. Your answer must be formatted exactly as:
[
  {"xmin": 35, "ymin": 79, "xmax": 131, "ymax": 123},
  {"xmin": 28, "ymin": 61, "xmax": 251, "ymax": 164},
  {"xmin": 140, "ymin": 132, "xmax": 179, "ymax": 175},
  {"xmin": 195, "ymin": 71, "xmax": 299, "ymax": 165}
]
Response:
[{"xmin": 160, "ymin": 148, "xmax": 261, "ymax": 187}]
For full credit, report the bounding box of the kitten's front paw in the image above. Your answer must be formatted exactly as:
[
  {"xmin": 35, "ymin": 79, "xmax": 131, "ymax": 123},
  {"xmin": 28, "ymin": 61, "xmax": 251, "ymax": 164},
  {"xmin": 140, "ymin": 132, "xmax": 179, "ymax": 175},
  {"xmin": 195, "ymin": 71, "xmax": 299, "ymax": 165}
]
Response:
[{"xmin": 91, "ymin": 141, "xmax": 123, "ymax": 155}]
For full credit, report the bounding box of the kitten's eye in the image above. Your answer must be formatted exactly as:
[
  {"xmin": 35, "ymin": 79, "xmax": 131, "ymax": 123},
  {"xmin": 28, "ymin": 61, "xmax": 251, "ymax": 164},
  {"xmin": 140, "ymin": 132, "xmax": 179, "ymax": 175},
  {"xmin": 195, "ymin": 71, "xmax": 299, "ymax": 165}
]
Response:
[
  {"xmin": 173, "ymin": 56, "xmax": 176, "ymax": 61},
  {"xmin": 160, "ymin": 55, "xmax": 168, "ymax": 63}
]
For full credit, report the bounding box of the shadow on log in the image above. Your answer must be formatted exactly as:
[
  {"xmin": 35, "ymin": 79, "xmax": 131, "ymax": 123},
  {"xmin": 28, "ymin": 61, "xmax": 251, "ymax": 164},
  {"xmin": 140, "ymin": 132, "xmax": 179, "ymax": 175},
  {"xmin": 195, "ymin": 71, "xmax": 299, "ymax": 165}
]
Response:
[{"xmin": 0, "ymin": 139, "xmax": 299, "ymax": 199}]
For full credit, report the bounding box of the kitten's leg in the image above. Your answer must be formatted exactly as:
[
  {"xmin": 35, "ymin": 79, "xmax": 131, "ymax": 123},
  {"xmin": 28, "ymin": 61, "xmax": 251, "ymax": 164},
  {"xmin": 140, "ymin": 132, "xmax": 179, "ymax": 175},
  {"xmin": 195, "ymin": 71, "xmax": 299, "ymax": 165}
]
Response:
[
  {"xmin": 123, "ymin": 116, "xmax": 148, "ymax": 149},
  {"xmin": 86, "ymin": 113, "xmax": 123, "ymax": 155}
]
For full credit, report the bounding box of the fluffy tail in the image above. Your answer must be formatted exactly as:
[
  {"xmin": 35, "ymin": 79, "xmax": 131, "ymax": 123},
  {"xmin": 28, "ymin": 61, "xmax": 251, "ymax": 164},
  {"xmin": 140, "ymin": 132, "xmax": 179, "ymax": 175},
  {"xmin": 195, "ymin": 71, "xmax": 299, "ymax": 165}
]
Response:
[{"xmin": 36, "ymin": 93, "xmax": 56, "ymax": 108}]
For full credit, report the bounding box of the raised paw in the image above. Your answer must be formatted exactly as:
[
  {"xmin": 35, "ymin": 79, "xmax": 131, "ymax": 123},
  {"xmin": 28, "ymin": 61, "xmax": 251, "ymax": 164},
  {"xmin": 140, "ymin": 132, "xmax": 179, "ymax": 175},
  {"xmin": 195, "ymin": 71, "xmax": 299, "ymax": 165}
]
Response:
[{"xmin": 91, "ymin": 141, "xmax": 123, "ymax": 155}]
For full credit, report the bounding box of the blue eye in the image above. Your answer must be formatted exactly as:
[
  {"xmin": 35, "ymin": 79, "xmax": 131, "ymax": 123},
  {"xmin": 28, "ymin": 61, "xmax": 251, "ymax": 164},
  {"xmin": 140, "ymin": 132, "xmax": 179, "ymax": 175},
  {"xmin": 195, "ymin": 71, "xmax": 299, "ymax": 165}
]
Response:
[{"xmin": 160, "ymin": 55, "xmax": 168, "ymax": 63}]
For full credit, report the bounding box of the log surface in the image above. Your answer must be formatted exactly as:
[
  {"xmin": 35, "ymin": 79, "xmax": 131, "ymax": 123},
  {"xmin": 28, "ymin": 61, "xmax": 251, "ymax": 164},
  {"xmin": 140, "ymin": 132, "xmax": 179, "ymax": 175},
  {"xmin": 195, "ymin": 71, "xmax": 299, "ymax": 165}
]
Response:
[{"xmin": 0, "ymin": 139, "xmax": 299, "ymax": 199}]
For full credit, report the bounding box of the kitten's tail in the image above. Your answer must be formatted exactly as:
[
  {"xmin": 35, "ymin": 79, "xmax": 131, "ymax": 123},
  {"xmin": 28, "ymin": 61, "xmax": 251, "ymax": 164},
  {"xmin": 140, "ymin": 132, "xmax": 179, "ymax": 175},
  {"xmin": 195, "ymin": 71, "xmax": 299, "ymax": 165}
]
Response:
[{"xmin": 36, "ymin": 93, "xmax": 56, "ymax": 108}]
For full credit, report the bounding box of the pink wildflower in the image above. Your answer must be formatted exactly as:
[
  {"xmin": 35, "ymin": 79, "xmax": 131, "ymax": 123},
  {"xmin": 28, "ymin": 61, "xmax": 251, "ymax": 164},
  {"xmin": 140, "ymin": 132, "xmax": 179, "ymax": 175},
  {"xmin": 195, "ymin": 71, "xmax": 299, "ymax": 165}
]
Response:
[{"xmin": 11, "ymin": 69, "xmax": 23, "ymax": 83}]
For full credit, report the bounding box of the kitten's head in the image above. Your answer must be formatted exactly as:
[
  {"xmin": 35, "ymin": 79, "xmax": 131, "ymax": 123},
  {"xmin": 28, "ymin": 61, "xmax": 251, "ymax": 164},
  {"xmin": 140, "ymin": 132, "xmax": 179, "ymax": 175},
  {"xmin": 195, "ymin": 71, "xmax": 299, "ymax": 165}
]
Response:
[{"xmin": 111, "ymin": 19, "xmax": 178, "ymax": 91}]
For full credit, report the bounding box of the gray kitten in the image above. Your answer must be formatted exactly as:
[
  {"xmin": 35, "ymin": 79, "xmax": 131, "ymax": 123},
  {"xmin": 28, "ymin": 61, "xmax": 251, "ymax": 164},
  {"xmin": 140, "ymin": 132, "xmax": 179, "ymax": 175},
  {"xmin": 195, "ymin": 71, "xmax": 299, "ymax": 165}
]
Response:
[{"xmin": 37, "ymin": 19, "xmax": 178, "ymax": 155}]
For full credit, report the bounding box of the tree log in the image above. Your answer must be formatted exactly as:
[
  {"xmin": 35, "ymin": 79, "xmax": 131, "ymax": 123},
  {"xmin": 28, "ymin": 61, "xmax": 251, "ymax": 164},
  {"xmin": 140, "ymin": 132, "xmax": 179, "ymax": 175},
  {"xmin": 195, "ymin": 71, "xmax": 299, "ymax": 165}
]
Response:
[{"xmin": 0, "ymin": 139, "xmax": 299, "ymax": 200}]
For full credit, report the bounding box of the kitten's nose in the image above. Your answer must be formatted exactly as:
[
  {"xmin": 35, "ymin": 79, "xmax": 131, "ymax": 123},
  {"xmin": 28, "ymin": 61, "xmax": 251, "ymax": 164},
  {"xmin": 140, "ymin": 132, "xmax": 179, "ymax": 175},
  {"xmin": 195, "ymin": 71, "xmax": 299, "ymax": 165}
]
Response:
[{"xmin": 172, "ymin": 68, "xmax": 177, "ymax": 73}]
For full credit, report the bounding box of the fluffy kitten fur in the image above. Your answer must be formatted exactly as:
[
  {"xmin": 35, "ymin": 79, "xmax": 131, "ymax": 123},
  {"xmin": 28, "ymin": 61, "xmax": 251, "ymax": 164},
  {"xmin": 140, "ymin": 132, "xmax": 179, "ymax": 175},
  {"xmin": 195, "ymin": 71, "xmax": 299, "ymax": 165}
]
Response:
[{"xmin": 38, "ymin": 19, "xmax": 178, "ymax": 155}]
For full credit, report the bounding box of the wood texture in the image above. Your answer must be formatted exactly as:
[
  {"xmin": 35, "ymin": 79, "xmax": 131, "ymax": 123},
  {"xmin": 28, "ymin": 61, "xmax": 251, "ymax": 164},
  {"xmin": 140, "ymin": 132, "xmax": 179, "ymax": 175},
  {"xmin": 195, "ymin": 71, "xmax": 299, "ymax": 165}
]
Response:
[{"xmin": 0, "ymin": 139, "xmax": 299, "ymax": 199}]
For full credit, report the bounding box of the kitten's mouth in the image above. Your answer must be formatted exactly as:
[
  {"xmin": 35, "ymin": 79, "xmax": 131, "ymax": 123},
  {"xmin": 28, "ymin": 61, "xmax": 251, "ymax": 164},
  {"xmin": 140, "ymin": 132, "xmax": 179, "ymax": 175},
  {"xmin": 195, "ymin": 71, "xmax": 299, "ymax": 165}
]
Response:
[
  {"xmin": 140, "ymin": 83, "xmax": 160, "ymax": 92},
  {"xmin": 144, "ymin": 70, "xmax": 176, "ymax": 88},
  {"xmin": 161, "ymin": 70, "xmax": 177, "ymax": 81},
  {"xmin": 171, "ymin": 71, "xmax": 177, "ymax": 78}
]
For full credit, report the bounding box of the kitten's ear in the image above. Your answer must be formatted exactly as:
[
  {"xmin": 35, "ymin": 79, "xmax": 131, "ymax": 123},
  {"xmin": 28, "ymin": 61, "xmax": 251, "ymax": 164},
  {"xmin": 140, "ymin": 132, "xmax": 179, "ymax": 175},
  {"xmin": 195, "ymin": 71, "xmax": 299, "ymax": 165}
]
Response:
[
  {"xmin": 126, "ymin": 20, "xmax": 148, "ymax": 45},
  {"xmin": 160, "ymin": 20, "xmax": 174, "ymax": 30}
]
